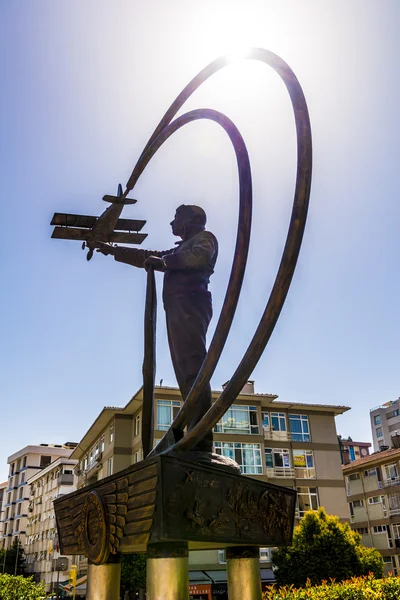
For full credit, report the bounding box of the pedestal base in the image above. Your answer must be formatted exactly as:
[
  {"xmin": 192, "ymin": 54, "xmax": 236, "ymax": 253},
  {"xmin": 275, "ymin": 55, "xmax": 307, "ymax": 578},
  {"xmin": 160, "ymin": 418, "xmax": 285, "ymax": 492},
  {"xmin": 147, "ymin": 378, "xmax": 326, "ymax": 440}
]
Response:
[
  {"xmin": 146, "ymin": 542, "xmax": 189, "ymax": 600},
  {"xmin": 227, "ymin": 547, "xmax": 262, "ymax": 600},
  {"xmin": 86, "ymin": 560, "xmax": 121, "ymax": 600}
]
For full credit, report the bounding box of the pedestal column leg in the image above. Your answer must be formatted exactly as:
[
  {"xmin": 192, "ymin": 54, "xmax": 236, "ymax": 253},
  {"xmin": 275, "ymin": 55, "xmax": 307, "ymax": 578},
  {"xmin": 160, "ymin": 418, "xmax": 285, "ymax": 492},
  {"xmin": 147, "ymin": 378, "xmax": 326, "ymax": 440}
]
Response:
[
  {"xmin": 226, "ymin": 546, "xmax": 262, "ymax": 600},
  {"xmin": 86, "ymin": 557, "xmax": 121, "ymax": 600},
  {"xmin": 147, "ymin": 542, "xmax": 189, "ymax": 600}
]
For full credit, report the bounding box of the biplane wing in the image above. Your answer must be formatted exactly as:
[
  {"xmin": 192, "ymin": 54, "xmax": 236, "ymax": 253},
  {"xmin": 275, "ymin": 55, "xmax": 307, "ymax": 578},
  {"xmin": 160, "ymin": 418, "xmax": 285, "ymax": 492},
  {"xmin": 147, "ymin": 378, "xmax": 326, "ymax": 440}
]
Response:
[{"xmin": 51, "ymin": 213, "xmax": 147, "ymax": 244}]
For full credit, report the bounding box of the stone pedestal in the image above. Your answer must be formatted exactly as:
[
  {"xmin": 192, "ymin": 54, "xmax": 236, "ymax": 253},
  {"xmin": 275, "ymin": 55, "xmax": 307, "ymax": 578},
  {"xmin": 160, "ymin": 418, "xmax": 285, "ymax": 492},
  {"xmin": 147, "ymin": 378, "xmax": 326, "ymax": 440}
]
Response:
[{"xmin": 227, "ymin": 546, "xmax": 262, "ymax": 600}]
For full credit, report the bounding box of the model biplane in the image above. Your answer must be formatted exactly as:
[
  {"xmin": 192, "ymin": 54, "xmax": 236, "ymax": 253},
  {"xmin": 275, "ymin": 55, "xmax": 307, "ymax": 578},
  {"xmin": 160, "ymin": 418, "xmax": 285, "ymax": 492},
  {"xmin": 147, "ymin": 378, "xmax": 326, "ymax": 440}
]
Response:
[{"xmin": 50, "ymin": 184, "xmax": 147, "ymax": 260}]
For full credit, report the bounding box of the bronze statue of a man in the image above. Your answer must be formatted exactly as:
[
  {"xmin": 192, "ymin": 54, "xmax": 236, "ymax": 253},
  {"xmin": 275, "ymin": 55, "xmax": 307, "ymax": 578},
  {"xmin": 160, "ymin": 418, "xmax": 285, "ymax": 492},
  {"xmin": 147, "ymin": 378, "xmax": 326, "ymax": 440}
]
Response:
[{"xmin": 95, "ymin": 204, "xmax": 217, "ymax": 453}]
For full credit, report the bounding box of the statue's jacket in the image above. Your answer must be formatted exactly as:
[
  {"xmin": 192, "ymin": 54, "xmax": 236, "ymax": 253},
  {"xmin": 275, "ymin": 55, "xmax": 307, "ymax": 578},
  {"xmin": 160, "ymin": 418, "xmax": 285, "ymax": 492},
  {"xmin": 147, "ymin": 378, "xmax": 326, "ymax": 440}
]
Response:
[{"xmin": 113, "ymin": 230, "xmax": 218, "ymax": 303}]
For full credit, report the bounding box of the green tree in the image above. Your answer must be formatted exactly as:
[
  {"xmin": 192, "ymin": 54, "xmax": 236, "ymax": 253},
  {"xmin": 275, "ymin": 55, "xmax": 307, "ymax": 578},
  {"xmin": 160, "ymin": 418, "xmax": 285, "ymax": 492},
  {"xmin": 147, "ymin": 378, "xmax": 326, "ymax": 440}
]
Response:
[
  {"xmin": 121, "ymin": 553, "xmax": 146, "ymax": 599},
  {"xmin": 272, "ymin": 507, "xmax": 384, "ymax": 587},
  {"xmin": 0, "ymin": 540, "xmax": 27, "ymax": 576},
  {"xmin": 0, "ymin": 574, "xmax": 45, "ymax": 600}
]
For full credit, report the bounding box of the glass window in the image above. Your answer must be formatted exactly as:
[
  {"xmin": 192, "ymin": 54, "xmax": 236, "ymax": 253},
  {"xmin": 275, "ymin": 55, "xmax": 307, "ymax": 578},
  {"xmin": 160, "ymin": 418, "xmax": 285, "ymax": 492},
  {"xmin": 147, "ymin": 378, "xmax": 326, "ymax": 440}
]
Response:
[
  {"xmin": 368, "ymin": 496, "xmax": 381, "ymax": 505},
  {"xmin": 107, "ymin": 457, "xmax": 113, "ymax": 476},
  {"xmin": 385, "ymin": 463, "xmax": 399, "ymax": 480},
  {"xmin": 259, "ymin": 548, "xmax": 270, "ymax": 562},
  {"xmin": 297, "ymin": 487, "xmax": 319, "ymax": 517},
  {"xmin": 157, "ymin": 400, "xmax": 181, "ymax": 431},
  {"xmin": 265, "ymin": 448, "xmax": 291, "ymax": 471},
  {"xmin": 289, "ymin": 415, "xmax": 310, "ymax": 442},
  {"xmin": 214, "ymin": 405, "xmax": 259, "ymax": 435},
  {"xmin": 352, "ymin": 499, "xmax": 364, "ymax": 508},
  {"xmin": 372, "ymin": 525, "xmax": 387, "ymax": 534},
  {"xmin": 374, "ymin": 415, "xmax": 381, "ymax": 425},
  {"xmin": 262, "ymin": 412, "xmax": 269, "ymax": 428},
  {"xmin": 348, "ymin": 473, "xmax": 360, "ymax": 481},
  {"xmin": 293, "ymin": 450, "xmax": 315, "ymax": 478},
  {"xmin": 214, "ymin": 442, "xmax": 262, "ymax": 474},
  {"xmin": 100, "ymin": 435, "xmax": 105, "ymax": 453},
  {"xmin": 109, "ymin": 423, "xmax": 114, "ymax": 443},
  {"xmin": 134, "ymin": 451, "xmax": 140, "ymax": 464},
  {"xmin": 364, "ymin": 468, "xmax": 376, "ymax": 477},
  {"xmin": 271, "ymin": 413, "xmax": 286, "ymax": 432},
  {"xmin": 134, "ymin": 414, "xmax": 141, "ymax": 437},
  {"xmin": 218, "ymin": 549, "xmax": 226, "ymax": 564},
  {"xmin": 355, "ymin": 527, "xmax": 369, "ymax": 535},
  {"xmin": 376, "ymin": 427, "xmax": 383, "ymax": 438}
]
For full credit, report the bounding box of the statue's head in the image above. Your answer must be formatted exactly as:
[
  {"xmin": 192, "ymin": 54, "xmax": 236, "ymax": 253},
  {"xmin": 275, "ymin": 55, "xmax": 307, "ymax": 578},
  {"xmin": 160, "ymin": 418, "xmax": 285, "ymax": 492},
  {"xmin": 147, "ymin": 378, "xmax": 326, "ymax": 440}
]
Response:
[{"xmin": 171, "ymin": 205, "xmax": 206, "ymax": 238}]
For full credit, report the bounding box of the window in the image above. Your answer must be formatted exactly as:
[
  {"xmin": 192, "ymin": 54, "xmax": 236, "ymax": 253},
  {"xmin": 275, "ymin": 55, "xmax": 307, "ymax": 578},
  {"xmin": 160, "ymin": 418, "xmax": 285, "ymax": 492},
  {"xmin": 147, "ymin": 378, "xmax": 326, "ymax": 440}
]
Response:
[
  {"xmin": 107, "ymin": 458, "xmax": 113, "ymax": 476},
  {"xmin": 297, "ymin": 487, "xmax": 319, "ymax": 517},
  {"xmin": 20, "ymin": 472, "xmax": 25, "ymax": 485},
  {"xmin": 134, "ymin": 414, "xmax": 141, "ymax": 437},
  {"xmin": 265, "ymin": 448, "xmax": 291, "ymax": 474},
  {"xmin": 214, "ymin": 405, "xmax": 259, "ymax": 435},
  {"xmin": 259, "ymin": 548, "xmax": 271, "ymax": 562},
  {"xmin": 262, "ymin": 412, "xmax": 269, "ymax": 428},
  {"xmin": 271, "ymin": 413, "xmax": 286, "ymax": 432},
  {"xmin": 355, "ymin": 527, "xmax": 369, "ymax": 535},
  {"xmin": 348, "ymin": 473, "xmax": 360, "ymax": 481},
  {"xmin": 289, "ymin": 415, "xmax": 311, "ymax": 442},
  {"xmin": 372, "ymin": 525, "xmax": 387, "ymax": 534},
  {"xmin": 134, "ymin": 451, "xmax": 141, "ymax": 464},
  {"xmin": 376, "ymin": 427, "xmax": 383, "ymax": 438},
  {"xmin": 22, "ymin": 457, "xmax": 27, "ymax": 469},
  {"xmin": 218, "ymin": 549, "xmax": 226, "ymax": 564},
  {"xmin": 374, "ymin": 415, "xmax": 381, "ymax": 425},
  {"xmin": 385, "ymin": 463, "xmax": 399, "ymax": 480},
  {"xmin": 368, "ymin": 496, "xmax": 381, "ymax": 505},
  {"xmin": 293, "ymin": 450, "xmax": 315, "ymax": 478},
  {"xmin": 157, "ymin": 400, "xmax": 181, "ymax": 431},
  {"xmin": 100, "ymin": 435, "xmax": 105, "ymax": 453},
  {"xmin": 109, "ymin": 423, "xmax": 114, "ymax": 443},
  {"xmin": 364, "ymin": 468, "xmax": 377, "ymax": 477},
  {"xmin": 214, "ymin": 442, "xmax": 262, "ymax": 474},
  {"xmin": 40, "ymin": 456, "xmax": 51, "ymax": 468}
]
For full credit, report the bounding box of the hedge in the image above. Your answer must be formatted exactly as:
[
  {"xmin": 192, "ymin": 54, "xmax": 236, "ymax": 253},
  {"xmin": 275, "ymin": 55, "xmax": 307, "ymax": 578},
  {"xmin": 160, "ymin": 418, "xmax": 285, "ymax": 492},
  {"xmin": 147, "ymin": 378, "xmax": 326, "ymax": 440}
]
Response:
[
  {"xmin": 0, "ymin": 574, "xmax": 45, "ymax": 600},
  {"xmin": 263, "ymin": 574, "xmax": 400, "ymax": 600}
]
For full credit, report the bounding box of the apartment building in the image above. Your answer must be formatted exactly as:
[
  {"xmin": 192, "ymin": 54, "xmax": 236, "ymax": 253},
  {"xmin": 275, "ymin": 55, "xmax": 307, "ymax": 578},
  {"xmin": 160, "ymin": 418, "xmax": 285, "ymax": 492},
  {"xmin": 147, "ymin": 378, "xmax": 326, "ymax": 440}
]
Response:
[
  {"xmin": 0, "ymin": 444, "xmax": 76, "ymax": 551},
  {"xmin": 25, "ymin": 456, "xmax": 78, "ymax": 592},
  {"xmin": 343, "ymin": 447, "xmax": 400, "ymax": 576},
  {"xmin": 339, "ymin": 437, "xmax": 371, "ymax": 465},
  {"xmin": 70, "ymin": 382, "xmax": 349, "ymax": 595},
  {"xmin": 370, "ymin": 398, "xmax": 400, "ymax": 451},
  {"xmin": 0, "ymin": 482, "xmax": 6, "ymax": 539}
]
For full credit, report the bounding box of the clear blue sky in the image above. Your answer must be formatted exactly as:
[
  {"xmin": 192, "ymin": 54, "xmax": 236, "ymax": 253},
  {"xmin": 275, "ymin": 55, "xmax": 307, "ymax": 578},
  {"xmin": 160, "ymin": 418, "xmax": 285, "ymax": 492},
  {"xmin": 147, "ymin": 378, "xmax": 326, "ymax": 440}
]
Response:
[{"xmin": 1, "ymin": 1, "xmax": 399, "ymax": 481}]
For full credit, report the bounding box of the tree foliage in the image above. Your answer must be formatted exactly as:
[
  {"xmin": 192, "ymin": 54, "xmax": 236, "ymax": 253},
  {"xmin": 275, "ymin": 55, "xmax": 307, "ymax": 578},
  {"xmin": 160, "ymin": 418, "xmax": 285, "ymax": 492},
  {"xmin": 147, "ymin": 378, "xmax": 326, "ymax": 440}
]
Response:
[
  {"xmin": 121, "ymin": 553, "xmax": 146, "ymax": 598},
  {"xmin": 0, "ymin": 540, "xmax": 27, "ymax": 576},
  {"xmin": 0, "ymin": 574, "xmax": 45, "ymax": 600},
  {"xmin": 272, "ymin": 508, "xmax": 384, "ymax": 587}
]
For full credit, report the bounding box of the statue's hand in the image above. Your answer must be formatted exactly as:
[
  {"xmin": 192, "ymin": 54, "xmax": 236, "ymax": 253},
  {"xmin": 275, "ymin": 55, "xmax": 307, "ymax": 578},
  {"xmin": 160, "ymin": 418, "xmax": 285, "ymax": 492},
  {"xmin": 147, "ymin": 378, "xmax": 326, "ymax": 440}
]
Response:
[
  {"xmin": 86, "ymin": 242, "xmax": 116, "ymax": 256},
  {"xmin": 144, "ymin": 256, "xmax": 165, "ymax": 272}
]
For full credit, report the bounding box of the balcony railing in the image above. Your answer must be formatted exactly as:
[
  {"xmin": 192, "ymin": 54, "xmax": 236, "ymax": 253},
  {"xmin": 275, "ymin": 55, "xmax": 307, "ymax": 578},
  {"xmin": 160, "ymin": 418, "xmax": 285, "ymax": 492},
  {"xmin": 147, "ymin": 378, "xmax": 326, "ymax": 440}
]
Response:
[
  {"xmin": 57, "ymin": 474, "xmax": 74, "ymax": 486},
  {"xmin": 266, "ymin": 467, "xmax": 295, "ymax": 478},
  {"xmin": 383, "ymin": 477, "xmax": 400, "ymax": 488},
  {"xmin": 389, "ymin": 504, "xmax": 400, "ymax": 516},
  {"xmin": 263, "ymin": 428, "xmax": 291, "ymax": 442}
]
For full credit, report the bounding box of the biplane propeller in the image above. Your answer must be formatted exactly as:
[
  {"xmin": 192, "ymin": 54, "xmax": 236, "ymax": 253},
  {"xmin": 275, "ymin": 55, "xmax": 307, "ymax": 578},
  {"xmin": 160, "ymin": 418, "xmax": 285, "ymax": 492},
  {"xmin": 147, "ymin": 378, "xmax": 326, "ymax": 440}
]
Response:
[{"xmin": 50, "ymin": 184, "xmax": 147, "ymax": 260}]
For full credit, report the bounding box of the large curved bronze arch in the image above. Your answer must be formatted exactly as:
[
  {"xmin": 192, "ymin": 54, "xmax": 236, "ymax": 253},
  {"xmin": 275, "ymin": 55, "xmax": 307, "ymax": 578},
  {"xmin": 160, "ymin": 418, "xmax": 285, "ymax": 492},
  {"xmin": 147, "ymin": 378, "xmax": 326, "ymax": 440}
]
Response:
[{"xmin": 125, "ymin": 48, "xmax": 312, "ymax": 456}]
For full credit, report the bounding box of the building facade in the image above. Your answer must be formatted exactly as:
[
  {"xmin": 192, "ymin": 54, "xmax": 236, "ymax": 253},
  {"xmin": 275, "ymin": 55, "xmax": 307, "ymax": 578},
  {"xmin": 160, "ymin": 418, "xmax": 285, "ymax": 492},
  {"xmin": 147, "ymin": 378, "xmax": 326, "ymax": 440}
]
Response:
[
  {"xmin": 370, "ymin": 398, "xmax": 400, "ymax": 452},
  {"xmin": 25, "ymin": 456, "xmax": 78, "ymax": 592},
  {"xmin": 70, "ymin": 383, "xmax": 349, "ymax": 594},
  {"xmin": 0, "ymin": 444, "xmax": 76, "ymax": 551},
  {"xmin": 339, "ymin": 437, "xmax": 371, "ymax": 465},
  {"xmin": 343, "ymin": 447, "xmax": 400, "ymax": 576}
]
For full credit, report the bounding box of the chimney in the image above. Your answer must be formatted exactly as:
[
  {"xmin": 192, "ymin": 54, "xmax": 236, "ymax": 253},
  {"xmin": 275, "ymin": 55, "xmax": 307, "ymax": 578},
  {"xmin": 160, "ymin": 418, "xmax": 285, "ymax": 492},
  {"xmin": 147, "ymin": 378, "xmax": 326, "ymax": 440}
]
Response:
[{"xmin": 222, "ymin": 380, "xmax": 255, "ymax": 394}]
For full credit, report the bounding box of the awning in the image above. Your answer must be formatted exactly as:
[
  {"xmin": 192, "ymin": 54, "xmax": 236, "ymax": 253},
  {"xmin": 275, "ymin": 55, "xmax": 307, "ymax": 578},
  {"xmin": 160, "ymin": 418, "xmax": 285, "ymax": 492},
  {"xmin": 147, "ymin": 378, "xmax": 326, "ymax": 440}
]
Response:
[{"xmin": 189, "ymin": 568, "xmax": 274, "ymax": 584}]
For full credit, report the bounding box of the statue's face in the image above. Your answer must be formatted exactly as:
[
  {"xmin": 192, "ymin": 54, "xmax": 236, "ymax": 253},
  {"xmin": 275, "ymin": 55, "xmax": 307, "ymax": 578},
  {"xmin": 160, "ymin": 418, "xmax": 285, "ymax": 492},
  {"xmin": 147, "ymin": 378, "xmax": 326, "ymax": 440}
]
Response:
[{"xmin": 170, "ymin": 212, "xmax": 185, "ymax": 237}]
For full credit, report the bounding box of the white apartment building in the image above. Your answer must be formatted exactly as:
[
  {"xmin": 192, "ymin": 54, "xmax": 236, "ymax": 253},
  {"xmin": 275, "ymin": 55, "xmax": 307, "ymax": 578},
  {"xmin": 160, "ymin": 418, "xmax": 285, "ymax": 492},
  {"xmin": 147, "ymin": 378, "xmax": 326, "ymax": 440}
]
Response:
[
  {"xmin": 0, "ymin": 444, "xmax": 76, "ymax": 551},
  {"xmin": 370, "ymin": 398, "xmax": 400, "ymax": 452},
  {"xmin": 25, "ymin": 456, "xmax": 78, "ymax": 592}
]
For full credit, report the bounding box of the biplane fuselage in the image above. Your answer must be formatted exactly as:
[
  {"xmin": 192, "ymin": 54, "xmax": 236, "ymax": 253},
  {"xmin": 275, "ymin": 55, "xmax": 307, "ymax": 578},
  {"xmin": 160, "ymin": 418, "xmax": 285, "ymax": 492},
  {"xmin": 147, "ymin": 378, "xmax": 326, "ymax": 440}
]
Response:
[{"xmin": 50, "ymin": 189, "xmax": 147, "ymax": 247}]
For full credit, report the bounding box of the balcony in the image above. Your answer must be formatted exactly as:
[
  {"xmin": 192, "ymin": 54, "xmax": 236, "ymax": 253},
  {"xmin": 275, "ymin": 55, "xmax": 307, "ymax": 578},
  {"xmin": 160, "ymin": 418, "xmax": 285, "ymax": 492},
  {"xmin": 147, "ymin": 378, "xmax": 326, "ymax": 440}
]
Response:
[
  {"xmin": 263, "ymin": 428, "xmax": 291, "ymax": 442},
  {"xmin": 57, "ymin": 474, "xmax": 74, "ymax": 486},
  {"xmin": 266, "ymin": 467, "xmax": 295, "ymax": 478},
  {"xmin": 383, "ymin": 477, "xmax": 400, "ymax": 489}
]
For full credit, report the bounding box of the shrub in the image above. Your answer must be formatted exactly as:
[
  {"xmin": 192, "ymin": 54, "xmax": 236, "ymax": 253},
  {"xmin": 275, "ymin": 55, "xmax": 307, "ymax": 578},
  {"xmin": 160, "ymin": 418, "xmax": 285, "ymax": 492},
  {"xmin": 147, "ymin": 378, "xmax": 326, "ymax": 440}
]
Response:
[
  {"xmin": 263, "ymin": 574, "xmax": 400, "ymax": 600},
  {"xmin": 272, "ymin": 508, "xmax": 383, "ymax": 587},
  {"xmin": 0, "ymin": 574, "xmax": 45, "ymax": 600}
]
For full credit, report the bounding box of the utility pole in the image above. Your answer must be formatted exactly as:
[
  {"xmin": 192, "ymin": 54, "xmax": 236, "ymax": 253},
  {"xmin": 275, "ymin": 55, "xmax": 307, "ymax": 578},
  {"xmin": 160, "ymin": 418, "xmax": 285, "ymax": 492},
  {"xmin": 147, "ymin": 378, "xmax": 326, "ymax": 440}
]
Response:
[
  {"xmin": 2, "ymin": 548, "xmax": 6, "ymax": 574},
  {"xmin": 14, "ymin": 542, "xmax": 19, "ymax": 575}
]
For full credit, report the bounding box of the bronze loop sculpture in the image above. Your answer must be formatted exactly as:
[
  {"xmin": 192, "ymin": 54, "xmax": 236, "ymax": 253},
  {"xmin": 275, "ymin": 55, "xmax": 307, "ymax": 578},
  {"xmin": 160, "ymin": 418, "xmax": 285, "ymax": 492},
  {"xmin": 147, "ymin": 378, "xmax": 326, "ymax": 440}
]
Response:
[{"xmin": 123, "ymin": 48, "xmax": 312, "ymax": 457}]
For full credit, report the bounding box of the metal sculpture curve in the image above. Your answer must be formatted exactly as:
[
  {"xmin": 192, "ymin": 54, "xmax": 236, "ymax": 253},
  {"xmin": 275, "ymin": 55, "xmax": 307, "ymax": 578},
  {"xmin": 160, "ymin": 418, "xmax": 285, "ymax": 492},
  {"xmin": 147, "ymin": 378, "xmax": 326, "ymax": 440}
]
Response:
[{"xmin": 123, "ymin": 48, "xmax": 312, "ymax": 456}]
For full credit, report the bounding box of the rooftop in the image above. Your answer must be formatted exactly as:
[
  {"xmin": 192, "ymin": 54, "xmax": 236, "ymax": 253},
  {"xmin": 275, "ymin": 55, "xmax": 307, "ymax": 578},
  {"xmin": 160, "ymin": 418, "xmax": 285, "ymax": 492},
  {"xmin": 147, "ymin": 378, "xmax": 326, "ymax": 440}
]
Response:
[
  {"xmin": 71, "ymin": 384, "xmax": 351, "ymax": 460},
  {"xmin": 343, "ymin": 447, "xmax": 400, "ymax": 472}
]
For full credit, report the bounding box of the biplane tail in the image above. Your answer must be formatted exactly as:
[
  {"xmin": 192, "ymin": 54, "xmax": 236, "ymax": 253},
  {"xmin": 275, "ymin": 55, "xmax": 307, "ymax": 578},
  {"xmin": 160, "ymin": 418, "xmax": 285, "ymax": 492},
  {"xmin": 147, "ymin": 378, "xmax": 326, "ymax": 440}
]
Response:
[{"xmin": 103, "ymin": 184, "xmax": 137, "ymax": 205}]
